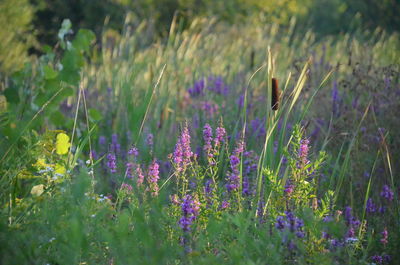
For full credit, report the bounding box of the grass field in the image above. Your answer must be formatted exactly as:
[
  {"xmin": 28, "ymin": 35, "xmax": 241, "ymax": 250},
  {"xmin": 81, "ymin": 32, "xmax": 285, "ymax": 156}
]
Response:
[{"xmin": 0, "ymin": 14, "xmax": 399, "ymax": 264}]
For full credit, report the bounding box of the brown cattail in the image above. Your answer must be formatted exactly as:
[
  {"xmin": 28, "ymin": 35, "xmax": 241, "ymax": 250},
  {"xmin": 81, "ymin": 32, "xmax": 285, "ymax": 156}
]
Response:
[
  {"xmin": 250, "ymin": 49, "xmax": 255, "ymax": 69},
  {"xmin": 271, "ymin": 77, "xmax": 280, "ymax": 111}
]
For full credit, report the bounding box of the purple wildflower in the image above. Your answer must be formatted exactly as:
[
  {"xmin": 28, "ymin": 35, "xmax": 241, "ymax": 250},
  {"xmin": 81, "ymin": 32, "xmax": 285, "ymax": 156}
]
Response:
[
  {"xmin": 275, "ymin": 216, "xmax": 287, "ymax": 230},
  {"xmin": 204, "ymin": 179, "xmax": 214, "ymax": 194},
  {"xmin": 380, "ymin": 185, "xmax": 394, "ymax": 202},
  {"xmin": 173, "ymin": 125, "xmax": 193, "ymax": 172},
  {"xmin": 371, "ymin": 255, "xmax": 383, "ymax": 264},
  {"xmin": 128, "ymin": 146, "xmax": 139, "ymax": 157},
  {"xmin": 170, "ymin": 194, "xmax": 180, "ymax": 205},
  {"xmin": 106, "ymin": 153, "xmax": 117, "ymax": 173},
  {"xmin": 179, "ymin": 195, "xmax": 201, "ymax": 232},
  {"xmin": 214, "ymin": 126, "xmax": 226, "ymax": 147},
  {"xmin": 188, "ymin": 78, "xmax": 205, "ymax": 97},
  {"xmin": 381, "ymin": 228, "xmax": 388, "ymax": 245},
  {"xmin": 242, "ymin": 177, "xmax": 250, "ymax": 196},
  {"xmin": 221, "ymin": 200, "xmax": 230, "ymax": 210},
  {"xmin": 344, "ymin": 206, "xmax": 352, "ymax": 223},
  {"xmin": 111, "ymin": 134, "xmax": 121, "ymax": 154},
  {"xmin": 284, "ymin": 180, "xmax": 294, "ymax": 196},
  {"xmin": 99, "ymin": 136, "xmax": 106, "ymax": 146},
  {"xmin": 125, "ymin": 162, "xmax": 134, "ymax": 178},
  {"xmin": 121, "ymin": 183, "xmax": 133, "ymax": 192},
  {"xmin": 203, "ymin": 124, "xmax": 213, "ymax": 154},
  {"xmin": 226, "ymin": 154, "xmax": 240, "ymax": 192},
  {"xmin": 136, "ymin": 166, "xmax": 144, "ymax": 187},
  {"xmin": 207, "ymin": 76, "xmax": 229, "ymax": 95},
  {"xmin": 199, "ymin": 101, "xmax": 219, "ymax": 118},
  {"xmin": 346, "ymin": 226, "xmax": 355, "ymax": 238},
  {"xmin": 146, "ymin": 133, "xmax": 154, "ymax": 148},
  {"xmin": 147, "ymin": 160, "xmax": 160, "ymax": 196},
  {"xmin": 366, "ymin": 198, "xmax": 376, "ymax": 214},
  {"xmin": 298, "ymin": 138, "xmax": 310, "ymax": 167}
]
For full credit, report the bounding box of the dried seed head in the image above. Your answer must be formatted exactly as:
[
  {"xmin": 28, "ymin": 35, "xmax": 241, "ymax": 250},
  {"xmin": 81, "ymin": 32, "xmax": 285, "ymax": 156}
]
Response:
[{"xmin": 271, "ymin": 78, "xmax": 280, "ymax": 111}]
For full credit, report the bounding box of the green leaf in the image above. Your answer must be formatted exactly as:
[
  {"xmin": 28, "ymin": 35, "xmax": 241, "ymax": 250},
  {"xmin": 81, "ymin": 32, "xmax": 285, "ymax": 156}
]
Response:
[
  {"xmin": 43, "ymin": 65, "xmax": 58, "ymax": 80},
  {"xmin": 50, "ymin": 111, "xmax": 65, "ymax": 127},
  {"xmin": 72, "ymin": 29, "xmax": 96, "ymax": 53},
  {"xmin": 4, "ymin": 87, "xmax": 19, "ymax": 104},
  {"xmin": 88, "ymin": 108, "xmax": 102, "ymax": 121}
]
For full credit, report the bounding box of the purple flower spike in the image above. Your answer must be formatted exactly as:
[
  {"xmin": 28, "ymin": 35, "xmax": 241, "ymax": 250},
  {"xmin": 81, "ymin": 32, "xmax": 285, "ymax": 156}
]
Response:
[
  {"xmin": 179, "ymin": 195, "xmax": 201, "ymax": 231},
  {"xmin": 106, "ymin": 153, "xmax": 117, "ymax": 173},
  {"xmin": 136, "ymin": 166, "xmax": 144, "ymax": 187},
  {"xmin": 275, "ymin": 216, "xmax": 287, "ymax": 230},
  {"xmin": 298, "ymin": 139, "xmax": 310, "ymax": 166},
  {"xmin": 381, "ymin": 228, "xmax": 388, "ymax": 245},
  {"xmin": 128, "ymin": 146, "xmax": 139, "ymax": 157},
  {"xmin": 203, "ymin": 124, "xmax": 213, "ymax": 154},
  {"xmin": 146, "ymin": 133, "xmax": 154, "ymax": 148},
  {"xmin": 221, "ymin": 200, "xmax": 230, "ymax": 210},
  {"xmin": 380, "ymin": 185, "xmax": 394, "ymax": 202},
  {"xmin": 214, "ymin": 126, "xmax": 226, "ymax": 147},
  {"xmin": 173, "ymin": 125, "xmax": 193, "ymax": 172},
  {"xmin": 111, "ymin": 134, "xmax": 121, "ymax": 154},
  {"xmin": 366, "ymin": 198, "xmax": 376, "ymax": 214},
  {"xmin": 125, "ymin": 162, "xmax": 134, "ymax": 178},
  {"xmin": 147, "ymin": 161, "xmax": 160, "ymax": 196},
  {"xmin": 121, "ymin": 183, "xmax": 133, "ymax": 192}
]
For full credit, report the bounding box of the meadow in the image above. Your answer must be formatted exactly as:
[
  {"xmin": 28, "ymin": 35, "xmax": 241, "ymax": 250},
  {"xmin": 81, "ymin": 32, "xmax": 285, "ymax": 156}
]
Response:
[{"xmin": 1, "ymin": 12, "xmax": 400, "ymax": 264}]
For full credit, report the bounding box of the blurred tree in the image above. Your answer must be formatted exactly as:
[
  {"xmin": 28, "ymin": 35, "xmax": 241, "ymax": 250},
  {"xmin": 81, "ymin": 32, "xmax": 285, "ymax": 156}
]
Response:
[
  {"xmin": 0, "ymin": 0, "xmax": 36, "ymax": 75},
  {"xmin": 31, "ymin": 0, "xmax": 125, "ymax": 48}
]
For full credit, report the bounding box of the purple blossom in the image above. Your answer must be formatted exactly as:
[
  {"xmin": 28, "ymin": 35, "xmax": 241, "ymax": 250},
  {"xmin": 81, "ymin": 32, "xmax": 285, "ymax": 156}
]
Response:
[
  {"xmin": 380, "ymin": 185, "xmax": 394, "ymax": 202},
  {"xmin": 371, "ymin": 255, "xmax": 383, "ymax": 264},
  {"xmin": 234, "ymin": 140, "xmax": 245, "ymax": 155},
  {"xmin": 147, "ymin": 161, "xmax": 160, "ymax": 196},
  {"xmin": 146, "ymin": 133, "xmax": 154, "ymax": 148},
  {"xmin": 111, "ymin": 134, "xmax": 121, "ymax": 154},
  {"xmin": 199, "ymin": 101, "xmax": 219, "ymax": 118},
  {"xmin": 170, "ymin": 194, "xmax": 180, "ymax": 205},
  {"xmin": 344, "ymin": 206, "xmax": 353, "ymax": 225},
  {"xmin": 203, "ymin": 124, "xmax": 213, "ymax": 154},
  {"xmin": 179, "ymin": 195, "xmax": 201, "ymax": 232},
  {"xmin": 90, "ymin": 150, "xmax": 98, "ymax": 160},
  {"xmin": 298, "ymin": 138, "xmax": 310, "ymax": 166},
  {"xmin": 106, "ymin": 153, "xmax": 117, "ymax": 173},
  {"xmin": 172, "ymin": 125, "xmax": 193, "ymax": 172},
  {"xmin": 188, "ymin": 79, "xmax": 205, "ymax": 97},
  {"xmin": 346, "ymin": 226, "xmax": 355, "ymax": 238},
  {"xmin": 125, "ymin": 162, "xmax": 134, "ymax": 178},
  {"xmin": 275, "ymin": 216, "xmax": 287, "ymax": 230},
  {"xmin": 284, "ymin": 180, "xmax": 294, "ymax": 195},
  {"xmin": 226, "ymin": 152, "xmax": 241, "ymax": 192},
  {"xmin": 99, "ymin": 136, "xmax": 106, "ymax": 146},
  {"xmin": 242, "ymin": 177, "xmax": 250, "ymax": 196},
  {"xmin": 221, "ymin": 200, "xmax": 230, "ymax": 210},
  {"xmin": 207, "ymin": 76, "xmax": 229, "ymax": 95},
  {"xmin": 381, "ymin": 228, "xmax": 388, "ymax": 245},
  {"xmin": 204, "ymin": 179, "xmax": 214, "ymax": 194},
  {"xmin": 366, "ymin": 198, "xmax": 376, "ymax": 214},
  {"xmin": 121, "ymin": 183, "xmax": 133, "ymax": 192},
  {"xmin": 136, "ymin": 166, "xmax": 144, "ymax": 187},
  {"xmin": 128, "ymin": 146, "xmax": 139, "ymax": 157},
  {"xmin": 214, "ymin": 126, "xmax": 226, "ymax": 147}
]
